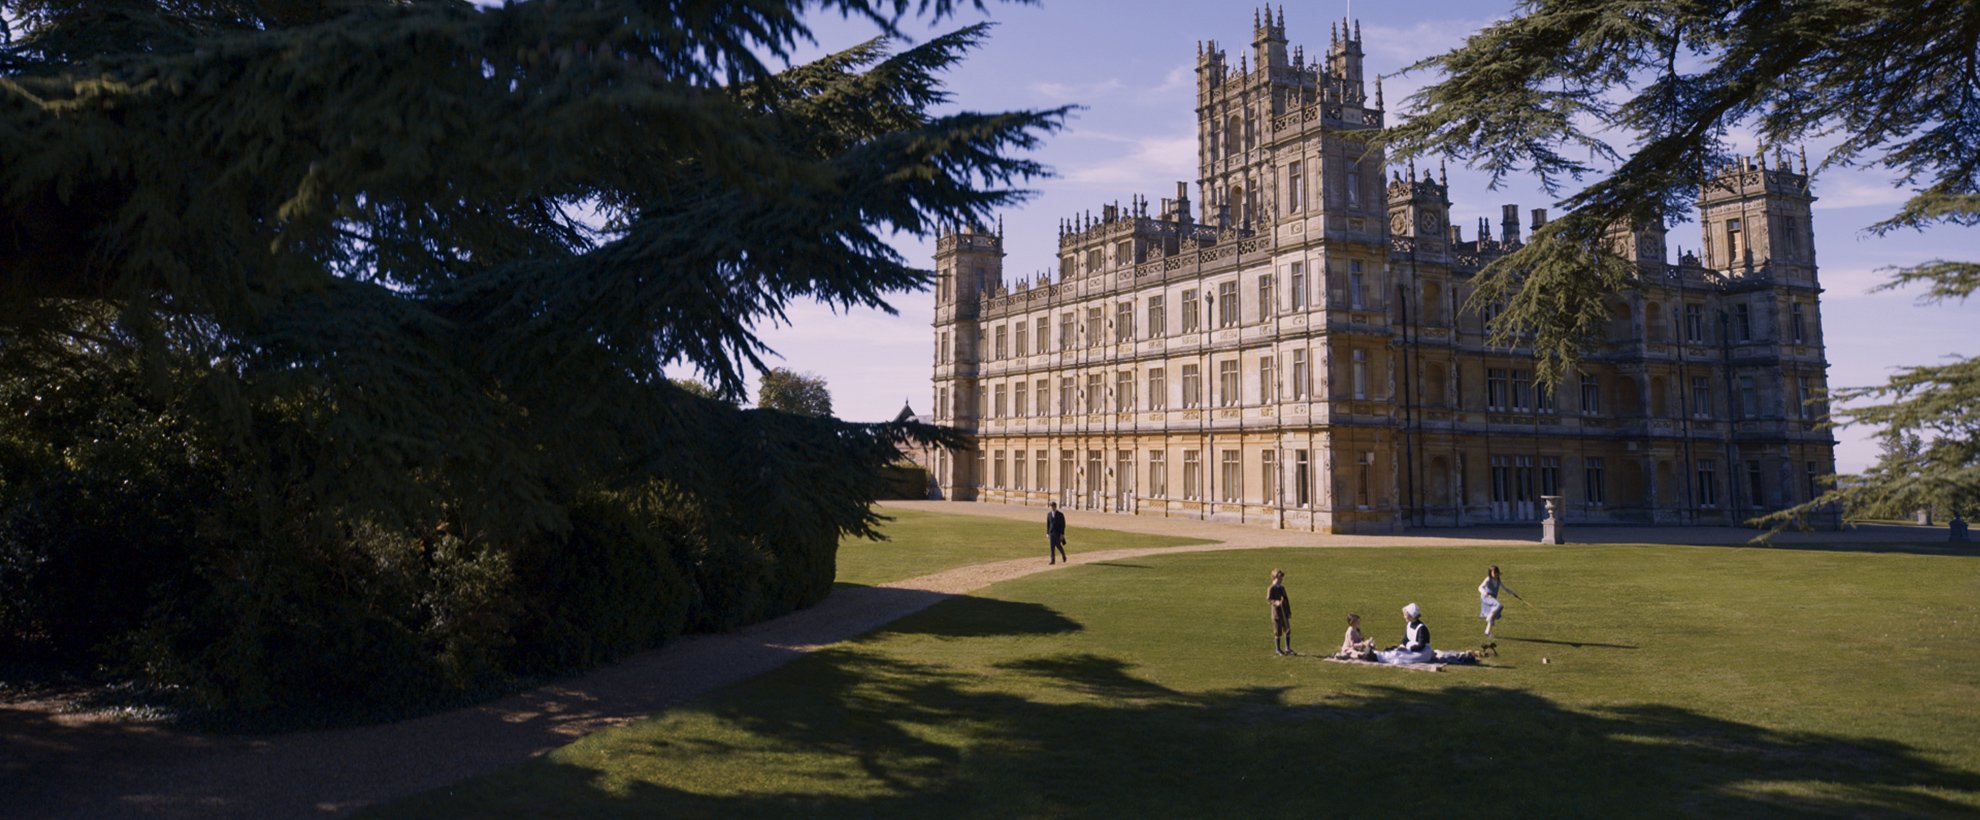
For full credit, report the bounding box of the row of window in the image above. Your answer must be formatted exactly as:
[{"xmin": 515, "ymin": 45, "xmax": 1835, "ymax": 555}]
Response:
[
  {"xmin": 1658, "ymin": 300, "xmax": 1813, "ymax": 345},
  {"xmin": 984, "ymin": 448, "xmax": 1327, "ymax": 506},
  {"xmin": 944, "ymin": 366, "xmax": 1820, "ymax": 422},
  {"xmin": 958, "ymin": 262, "xmax": 1378, "ymax": 361},
  {"xmin": 942, "ymin": 348, "xmax": 1372, "ymax": 419},
  {"xmin": 978, "ymin": 451, "xmax": 1827, "ymax": 511}
]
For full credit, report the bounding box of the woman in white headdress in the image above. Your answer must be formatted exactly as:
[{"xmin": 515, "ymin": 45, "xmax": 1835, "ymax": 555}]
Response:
[{"xmin": 1376, "ymin": 603, "xmax": 1436, "ymax": 664}]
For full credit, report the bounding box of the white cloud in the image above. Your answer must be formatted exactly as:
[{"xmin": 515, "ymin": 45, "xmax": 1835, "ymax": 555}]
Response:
[
  {"xmin": 1059, "ymin": 131, "xmax": 1197, "ymax": 188},
  {"xmin": 1027, "ymin": 78, "xmax": 1124, "ymax": 104}
]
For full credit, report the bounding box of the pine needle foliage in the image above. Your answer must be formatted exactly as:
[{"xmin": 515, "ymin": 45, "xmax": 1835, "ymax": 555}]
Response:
[
  {"xmin": 0, "ymin": 0, "xmax": 1053, "ymax": 713},
  {"xmin": 1382, "ymin": 0, "xmax": 1980, "ymax": 532}
]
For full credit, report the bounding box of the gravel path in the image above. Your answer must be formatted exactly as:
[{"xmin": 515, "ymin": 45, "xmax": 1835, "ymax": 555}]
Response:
[{"xmin": 2, "ymin": 502, "xmax": 1955, "ymax": 818}]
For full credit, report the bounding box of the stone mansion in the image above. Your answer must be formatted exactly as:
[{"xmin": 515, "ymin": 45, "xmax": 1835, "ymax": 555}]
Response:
[{"xmin": 929, "ymin": 11, "xmax": 1836, "ymax": 532}]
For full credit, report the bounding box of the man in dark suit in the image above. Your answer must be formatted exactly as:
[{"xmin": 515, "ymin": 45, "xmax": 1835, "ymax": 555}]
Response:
[{"xmin": 1046, "ymin": 502, "xmax": 1068, "ymax": 564}]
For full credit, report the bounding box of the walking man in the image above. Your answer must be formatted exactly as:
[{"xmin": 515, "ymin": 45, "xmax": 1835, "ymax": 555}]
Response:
[{"xmin": 1046, "ymin": 502, "xmax": 1068, "ymax": 564}]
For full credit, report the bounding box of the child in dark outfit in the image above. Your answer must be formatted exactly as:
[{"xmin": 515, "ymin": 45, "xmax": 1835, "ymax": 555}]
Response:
[{"xmin": 1268, "ymin": 569, "xmax": 1293, "ymax": 656}]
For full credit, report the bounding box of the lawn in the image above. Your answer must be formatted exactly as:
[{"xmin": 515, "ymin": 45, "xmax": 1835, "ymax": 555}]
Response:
[
  {"xmin": 380, "ymin": 522, "xmax": 1980, "ymax": 817},
  {"xmin": 832, "ymin": 508, "xmax": 1210, "ymax": 586}
]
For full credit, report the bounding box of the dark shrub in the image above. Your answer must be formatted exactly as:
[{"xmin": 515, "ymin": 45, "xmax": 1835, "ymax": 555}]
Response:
[{"xmin": 509, "ymin": 493, "xmax": 689, "ymax": 675}]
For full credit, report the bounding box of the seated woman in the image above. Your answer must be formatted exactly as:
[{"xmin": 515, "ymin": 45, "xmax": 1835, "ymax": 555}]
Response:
[
  {"xmin": 1334, "ymin": 613, "xmax": 1376, "ymax": 660},
  {"xmin": 1375, "ymin": 603, "xmax": 1437, "ymax": 665}
]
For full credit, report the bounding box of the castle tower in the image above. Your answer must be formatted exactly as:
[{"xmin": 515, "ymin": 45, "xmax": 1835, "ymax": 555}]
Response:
[
  {"xmin": 931, "ymin": 223, "xmax": 1004, "ymax": 500},
  {"xmin": 1695, "ymin": 152, "xmax": 1829, "ymax": 517},
  {"xmin": 1699, "ymin": 151, "xmax": 1817, "ymax": 280}
]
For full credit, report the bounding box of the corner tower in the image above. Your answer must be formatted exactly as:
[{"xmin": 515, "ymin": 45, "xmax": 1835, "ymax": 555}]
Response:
[{"xmin": 931, "ymin": 223, "xmax": 1003, "ymax": 500}]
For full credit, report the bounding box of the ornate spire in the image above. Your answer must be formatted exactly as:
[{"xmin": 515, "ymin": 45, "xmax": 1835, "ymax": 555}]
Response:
[{"xmin": 1373, "ymin": 75, "xmax": 1384, "ymax": 108}]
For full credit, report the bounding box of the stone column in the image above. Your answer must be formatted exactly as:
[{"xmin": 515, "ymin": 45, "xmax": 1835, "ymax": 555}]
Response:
[{"xmin": 1540, "ymin": 495, "xmax": 1566, "ymax": 544}]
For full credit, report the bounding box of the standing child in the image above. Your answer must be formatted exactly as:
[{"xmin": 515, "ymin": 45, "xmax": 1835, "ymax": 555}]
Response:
[
  {"xmin": 1478, "ymin": 564, "xmax": 1518, "ymax": 636},
  {"xmin": 1268, "ymin": 569, "xmax": 1293, "ymax": 656}
]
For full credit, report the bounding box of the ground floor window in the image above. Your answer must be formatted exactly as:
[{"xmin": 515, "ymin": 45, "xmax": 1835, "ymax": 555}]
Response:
[
  {"xmin": 1261, "ymin": 450, "xmax": 1278, "ymax": 503},
  {"xmin": 1220, "ymin": 450, "xmax": 1242, "ymax": 502},
  {"xmin": 1148, "ymin": 450, "xmax": 1167, "ymax": 497},
  {"xmin": 1295, "ymin": 450, "xmax": 1312, "ymax": 507},
  {"xmin": 1698, "ymin": 459, "xmax": 1718, "ymax": 507},
  {"xmin": 1183, "ymin": 450, "xmax": 1202, "ymax": 499},
  {"xmin": 1584, "ymin": 457, "xmax": 1607, "ymax": 506}
]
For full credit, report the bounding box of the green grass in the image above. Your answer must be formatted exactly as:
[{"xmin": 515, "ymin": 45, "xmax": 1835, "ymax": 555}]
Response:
[
  {"xmin": 381, "ymin": 520, "xmax": 1980, "ymax": 817},
  {"xmin": 832, "ymin": 508, "xmax": 1211, "ymax": 586}
]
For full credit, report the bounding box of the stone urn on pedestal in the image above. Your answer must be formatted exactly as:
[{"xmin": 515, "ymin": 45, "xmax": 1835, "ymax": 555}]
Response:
[{"xmin": 1540, "ymin": 495, "xmax": 1566, "ymax": 545}]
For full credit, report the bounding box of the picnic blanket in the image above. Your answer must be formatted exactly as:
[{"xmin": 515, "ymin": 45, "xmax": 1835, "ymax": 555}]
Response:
[{"xmin": 1323, "ymin": 656, "xmax": 1445, "ymax": 672}]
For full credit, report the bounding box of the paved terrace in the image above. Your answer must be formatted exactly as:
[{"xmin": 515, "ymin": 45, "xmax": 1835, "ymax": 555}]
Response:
[{"xmin": 3, "ymin": 502, "xmax": 1964, "ymax": 818}]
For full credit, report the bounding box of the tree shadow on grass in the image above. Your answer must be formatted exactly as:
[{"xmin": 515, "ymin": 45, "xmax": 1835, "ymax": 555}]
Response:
[{"xmin": 381, "ymin": 644, "xmax": 1980, "ymax": 818}]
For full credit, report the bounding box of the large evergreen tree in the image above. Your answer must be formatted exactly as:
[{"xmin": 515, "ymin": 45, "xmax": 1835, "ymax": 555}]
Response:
[
  {"xmin": 1382, "ymin": 0, "xmax": 1979, "ymax": 529},
  {"xmin": 0, "ymin": 1, "xmax": 1051, "ymax": 710}
]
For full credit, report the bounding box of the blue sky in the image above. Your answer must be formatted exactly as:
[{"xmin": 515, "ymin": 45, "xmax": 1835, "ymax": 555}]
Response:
[{"xmin": 744, "ymin": 1, "xmax": 1976, "ymax": 473}]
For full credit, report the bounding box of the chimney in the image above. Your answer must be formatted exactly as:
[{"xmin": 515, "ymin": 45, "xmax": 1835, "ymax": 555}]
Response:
[
  {"xmin": 1501, "ymin": 204, "xmax": 1521, "ymax": 245},
  {"xmin": 1531, "ymin": 208, "xmax": 1548, "ymax": 231}
]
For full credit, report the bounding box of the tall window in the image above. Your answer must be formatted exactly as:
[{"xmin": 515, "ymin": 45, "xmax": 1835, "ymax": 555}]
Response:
[
  {"xmin": 1510, "ymin": 369, "xmax": 1531, "ymax": 411},
  {"xmin": 1218, "ymin": 281, "xmax": 1239, "ymax": 327},
  {"xmin": 1686, "ymin": 376, "xmax": 1708, "ymax": 417},
  {"xmin": 1148, "ymin": 367, "xmax": 1167, "ymax": 410},
  {"xmin": 1220, "ymin": 450, "xmax": 1242, "ymax": 502},
  {"xmin": 1584, "ymin": 457, "xmax": 1607, "ymax": 505},
  {"xmin": 1257, "ymin": 275, "xmax": 1274, "ymax": 324},
  {"xmin": 1349, "ymin": 260, "xmax": 1366, "ymax": 309},
  {"xmin": 1352, "ymin": 349, "xmax": 1369, "ymax": 400},
  {"xmin": 1182, "ymin": 289, "xmax": 1201, "ymax": 331},
  {"xmin": 1115, "ymin": 301, "xmax": 1134, "ymax": 342},
  {"xmin": 1259, "ymin": 356, "xmax": 1276, "ymax": 404},
  {"xmin": 1148, "ymin": 450, "xmax": 1167, "ymax": 497},
  {"xmin": 1035, "ymin": 450, "xmax": 1048, "ymax": 491},
  {"xmin": 1059, "ymin": 450, "xmax": 1074, "ymax": 493},
  {"xmin": 1115, "ymin": 370, "xmax": 1134, "ymax": 412},
  {"xmin": 1346, "ymin": 162, "xmax": 1362, "ymax": 208},
  {"xmin": 1181, "ymin": 364, "xmax": 1202, "ymax": 408},
  {"xmin": 1183, "ymin": 450, "xmax": 1202, "ymax": 499},
  {"xmin": 976, "ymin": 386, "xmax": 986, "ymax": 418},
  {"xmin": 1059, "ymin": 313, "xmax": 1074, "ymax": 351},
  {"xmin": 1791, "ymin": 303, "xmax": 1806, "ymax": 343},
  {"xmin": 1287, "ymin": 160, "xmax": 1304, "ymax": 213},
  {"xmin": 1580, "ymin": 373, "xmax": 1601, "ymax": 415},
  {"xmin": 1747, "ymin": 460, "xmax": 1764, "ymax": 510},
  {"xmin": 1261, "ymin": 450, "xmax": 1279, "ymax": 504},
  {"xmin": 993, "ymin": 451, "xmax": 1005, "ymax": 488},
  {"xmin": 1290, "ymin": 262, "xmax": 1307, "ymax": 310},
  {"xmin": 1796, "ymin": 377, "xmax": 1814, "ymax": 419},
  {"xmin": 1013, "ymin": 451, "xmax": 1026, "ymax": 490},
  {"xmin": 1085, "ymin": 373, "xmax": 1102, "ymax": 414},
  {"xmin": 1085, "ymin": 307, "xmax": 1103, "ymax": 346},
  {"xmin": 1291, "ymin": 349, "xmax": 1310, "ymax": 399},
  {"xmin": 993, "ymin": 384, "xmax": 1006, "ymax": 418},
  {"xmin": 1726, "ymin": 217, "xmax": 1745, "ymax": 264},
  {"xmin": 1148, "ymin": 295, "xmax": 1166, "ymax": 338},
  {"xmin": 938, "ymin": 387, "xmax": 949, "ymax": 420},
  {"xmin": 1684, "ymin": 303, "xmax": 1705, "ymax": 343},
  {"xmin": 1013, "ymin": 381, "xmax": 1028, "ymax": 417},
  {"xmin": 1539, "ymin": 456, "xmax": 1560, "ymax": 496},
  {"xmin": 1738, "ymin": 376, "xmax": 1758, "ymax": 418},
  {"xmin": 1734, "ymin": 303, "xmax": 1752, "ymax": 341},
  {"xmin": 1218, "ymin": 359, "xmax": 1240, "ymax": 406},
  {"xmin": 1014, "ymin": 320, "xmax": 1027, "ymax": 355},
  {"xmin": 1698, "ymin": 459, "xmax": 1719, "ymax": 507},
  {"xmin": 1806, "ymin": 461, "xmax": 1822, "ymax": 502},
  {"xmin": 994, "ymin": 326, "xmax": 1007, "ymax": 359},
  {"xmin": 1295, "ymin": 450, "xmax": 1312, "ymax": 507},
  {"xmin": 938, "ymin": 332, "xmax": 949, "ymax": 362},
  {"xmin": 1058, "ymin": 377, "xmax": 1073, "ymax": 416},
  {"xmin": 1535, "ymin": 382, "xmax": 1556, "ymax": 414},
  {"xmin": 1034, "ymin": 317, "xmax": 1048, "ymax": 354},
  {"xmin": 1033, "ymin": 379, "xmax": 1047, "ymax": 416},
  {"xmin": 1488, "ymin": 368, "xmax": 1510, "ymax": 410}
]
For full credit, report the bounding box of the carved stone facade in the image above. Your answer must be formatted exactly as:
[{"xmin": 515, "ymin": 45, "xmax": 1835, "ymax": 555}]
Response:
[{"xmin": 929, "ymin": 12, "xmax": 1836, "ymax": 532}]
